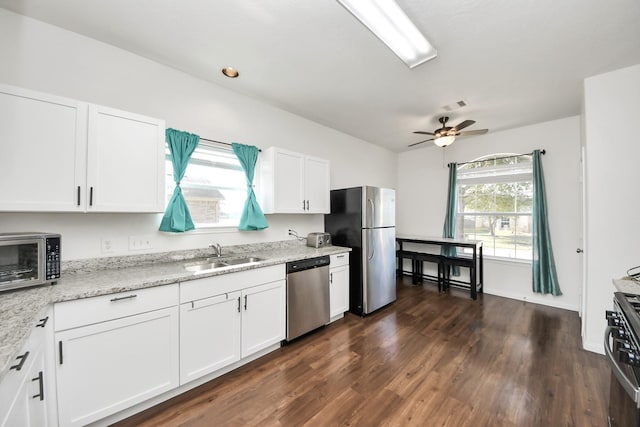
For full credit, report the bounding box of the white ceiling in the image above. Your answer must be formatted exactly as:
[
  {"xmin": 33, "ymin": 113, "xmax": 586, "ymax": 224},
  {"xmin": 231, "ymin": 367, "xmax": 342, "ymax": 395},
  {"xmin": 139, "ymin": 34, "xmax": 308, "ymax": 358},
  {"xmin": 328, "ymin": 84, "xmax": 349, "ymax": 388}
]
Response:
[{"xmin": 2, "ymin": 0, "xmax": 639, "ymax": 152}]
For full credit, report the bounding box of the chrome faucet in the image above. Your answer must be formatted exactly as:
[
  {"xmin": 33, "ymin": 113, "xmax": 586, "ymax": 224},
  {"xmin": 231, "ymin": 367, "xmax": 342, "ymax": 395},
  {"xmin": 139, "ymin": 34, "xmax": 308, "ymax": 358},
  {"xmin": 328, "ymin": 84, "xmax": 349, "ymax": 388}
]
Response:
[{"xmin": 209, "ymin": 243, "xmax": 222, "ymax": 257}]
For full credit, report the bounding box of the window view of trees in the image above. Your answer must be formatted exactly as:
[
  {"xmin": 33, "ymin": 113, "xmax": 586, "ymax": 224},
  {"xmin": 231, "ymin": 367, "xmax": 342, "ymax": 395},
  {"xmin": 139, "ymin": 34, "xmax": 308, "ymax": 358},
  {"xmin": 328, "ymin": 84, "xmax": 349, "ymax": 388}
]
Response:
[
  {"xmin": 457, "ymin": 155, "xmax": 533, "ymax": 260},
  {"xmin": 165, "ymin": 144, "xmax": 246, "ymax": 228}
]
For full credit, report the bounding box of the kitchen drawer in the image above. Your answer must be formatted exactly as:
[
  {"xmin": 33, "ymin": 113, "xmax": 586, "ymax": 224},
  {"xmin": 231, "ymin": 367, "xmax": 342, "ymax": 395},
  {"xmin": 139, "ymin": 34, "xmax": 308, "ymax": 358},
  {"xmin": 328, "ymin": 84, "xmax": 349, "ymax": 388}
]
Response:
[
  {"xmin": 180, "ymin": 264, "xmax": 285, "ymax": 303},
  {"xmin": 330, "ymin": 252, "xmax": 349, "ymax": 267},
  {"xmin": 54, "ymin": 284, "xmax": 179, "ymax": 331}
]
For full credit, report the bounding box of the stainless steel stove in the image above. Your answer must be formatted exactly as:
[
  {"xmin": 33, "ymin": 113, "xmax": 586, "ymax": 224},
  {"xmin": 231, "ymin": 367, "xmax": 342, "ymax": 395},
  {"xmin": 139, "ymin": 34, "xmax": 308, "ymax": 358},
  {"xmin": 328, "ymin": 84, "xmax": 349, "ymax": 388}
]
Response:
[{"xmin": 606, "ymin": 292, "xmax": 640, "ymax": 426}]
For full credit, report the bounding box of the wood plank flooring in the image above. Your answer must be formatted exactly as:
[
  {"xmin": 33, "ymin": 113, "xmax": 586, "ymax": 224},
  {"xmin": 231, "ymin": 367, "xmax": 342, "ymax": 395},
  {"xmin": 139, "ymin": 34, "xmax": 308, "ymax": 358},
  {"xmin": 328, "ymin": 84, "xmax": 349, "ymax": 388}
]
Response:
[{"xmin": 114, "ymin": 277, "xmax": 609, "ymax": 427}]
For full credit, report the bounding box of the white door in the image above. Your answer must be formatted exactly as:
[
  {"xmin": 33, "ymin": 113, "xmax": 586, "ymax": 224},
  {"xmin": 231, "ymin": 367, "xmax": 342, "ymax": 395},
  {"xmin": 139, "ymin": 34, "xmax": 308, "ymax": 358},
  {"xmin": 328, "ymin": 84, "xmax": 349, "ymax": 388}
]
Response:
[
  {"xmin": 329, "ymin": 265, "xmax": 350, "ymax": 318},
  {"xmin": 304, "ymin": 156, "xmax": 330, "ymax": 213},
  {"xmin": 86, "ymin": 104, "xmax": 165, "ymax": 213},
  {"xmin": 579, "ymin": 145, "xmax": 587, "ymax": 336},
  {"xmin": 241, "ymin": 280, "xmax": 285, "ymax": 357},
  {"xmin": 180, "ymin": 292, "xmax": 241, "ymax": 385},
  {"xmin": 55, "ymin": 306, "xmax": 179, "ymax": 427},
  {"xmin": 0, "ymin": 84, "xmax": 87, "ymax": 212},
  {"xmin": 272, "ymin": 149, "xmax": 305, "ymax": 213}
]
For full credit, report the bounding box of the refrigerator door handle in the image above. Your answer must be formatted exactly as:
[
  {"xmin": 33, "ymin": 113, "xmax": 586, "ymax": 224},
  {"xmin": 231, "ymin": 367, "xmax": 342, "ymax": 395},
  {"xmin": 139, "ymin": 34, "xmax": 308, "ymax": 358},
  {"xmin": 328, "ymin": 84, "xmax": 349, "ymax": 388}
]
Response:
[
  {"xmin": 367, "ymin": 230, "xmax": 375, "ymax": 260},
  {"xmin": 367, "ymin": 198, "xmax": 374, "ymax": 228}
]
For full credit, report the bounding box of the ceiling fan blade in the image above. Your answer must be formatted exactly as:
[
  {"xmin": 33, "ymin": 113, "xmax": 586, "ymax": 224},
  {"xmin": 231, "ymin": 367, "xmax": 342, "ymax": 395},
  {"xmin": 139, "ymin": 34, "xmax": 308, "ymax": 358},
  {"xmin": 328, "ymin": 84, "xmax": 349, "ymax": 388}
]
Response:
[
  {"xmin": 456, "ymin": 129, "xmax": 488, "ymax": 137},
  {"xmin": 452, "ymin": 120, "xmax": 475, "ymax": 131},
  {"xmin": 408, "ymin": 138, "xmax": 433, "ymax": 147},
  {"xmin": 413, "ymin": 131, "xmax": 435, "ymax": 135}
]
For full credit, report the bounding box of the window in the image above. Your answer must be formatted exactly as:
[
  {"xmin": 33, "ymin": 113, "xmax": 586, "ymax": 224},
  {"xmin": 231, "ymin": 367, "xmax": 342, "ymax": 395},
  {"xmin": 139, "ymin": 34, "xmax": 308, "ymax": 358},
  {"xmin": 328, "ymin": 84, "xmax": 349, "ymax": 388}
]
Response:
[
  {"xmin": 165, "ymin": 142, "xmax": 246, "ymax": 228},
  {"xmin": 456, "ymin": 154, "xmax": 533, "ymax": 260}
]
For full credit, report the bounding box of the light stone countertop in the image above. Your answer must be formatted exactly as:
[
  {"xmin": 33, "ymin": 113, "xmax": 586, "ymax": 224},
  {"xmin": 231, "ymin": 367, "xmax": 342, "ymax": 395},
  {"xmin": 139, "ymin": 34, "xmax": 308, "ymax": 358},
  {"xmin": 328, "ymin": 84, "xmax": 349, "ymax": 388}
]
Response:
[
  {"xmin": 0, "ymin": 241, "xmax": 350, "ymax": 381},
  {"xmin": 613, "ymin": 277, "xmax": 640, "ymax": 295}
]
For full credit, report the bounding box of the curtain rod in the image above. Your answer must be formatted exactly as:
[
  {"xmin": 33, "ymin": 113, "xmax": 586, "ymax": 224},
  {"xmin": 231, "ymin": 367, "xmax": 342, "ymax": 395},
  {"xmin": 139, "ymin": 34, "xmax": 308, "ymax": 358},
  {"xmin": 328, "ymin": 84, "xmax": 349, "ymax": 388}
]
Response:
[
  {"xmin": 199, "ymin": 137, "xmax": 262, "ymax": 152},
  {"xmin": 452, "ymin": 149, "xmax": 545, "ymax": 167}
]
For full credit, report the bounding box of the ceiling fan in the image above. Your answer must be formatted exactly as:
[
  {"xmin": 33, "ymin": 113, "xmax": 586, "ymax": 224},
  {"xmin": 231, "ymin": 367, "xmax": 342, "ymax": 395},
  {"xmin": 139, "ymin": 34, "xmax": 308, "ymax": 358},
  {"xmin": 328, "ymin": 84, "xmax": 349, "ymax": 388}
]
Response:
[{"xmin": 410, "ymin": 116, "xmax": 488, "ymax": 147}]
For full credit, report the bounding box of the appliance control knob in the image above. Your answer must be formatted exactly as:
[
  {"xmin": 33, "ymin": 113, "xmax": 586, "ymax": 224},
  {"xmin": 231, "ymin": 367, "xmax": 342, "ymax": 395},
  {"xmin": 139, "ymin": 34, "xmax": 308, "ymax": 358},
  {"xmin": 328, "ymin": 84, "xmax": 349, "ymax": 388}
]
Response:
[
  {"xmin": 619, "ymin": 349, "xmax": 640, "ymax": 367},
  {"xmin": 606, "ymin": 310, "xmax": 619, "ymax": 319},
  {"xmin": 608, "ymin": 317, "xmax": 623, "ymax": 327}
]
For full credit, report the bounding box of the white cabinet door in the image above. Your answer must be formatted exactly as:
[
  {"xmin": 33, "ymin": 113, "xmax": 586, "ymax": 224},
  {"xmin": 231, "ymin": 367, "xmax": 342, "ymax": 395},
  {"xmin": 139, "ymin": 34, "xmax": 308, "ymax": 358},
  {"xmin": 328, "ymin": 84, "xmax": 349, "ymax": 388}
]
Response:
[
  {"xmin": 55, "ymin": 306, "xmax": 179, "ymax": 427},
  {"xmin": 272, "ymin": 148, "xmax": 305, "ymax": 213},
  {"xmin": 304, "ymin": 156, "xmax": 330, "ymax": 213},
  {"xmin": 241, "ymin": 280, "xmax": 285, "ymax": 357},
  {"xmin": 0, "ymin": 84, "xmax": 87, "ymax": 212},
  {"xmin": 87, "ymin": 104, "xmax": 165, "ymax": 213},
  {"xmin": 179, "ymin": 291, "xmax": 242, "ymax": 385},
  {"xmin": 329, "ymin": 265, "xmax": 350, "ymax": 319},
  {"xmin": 0, "ymin": 342, "xmax": 48, "ymax": 427}
]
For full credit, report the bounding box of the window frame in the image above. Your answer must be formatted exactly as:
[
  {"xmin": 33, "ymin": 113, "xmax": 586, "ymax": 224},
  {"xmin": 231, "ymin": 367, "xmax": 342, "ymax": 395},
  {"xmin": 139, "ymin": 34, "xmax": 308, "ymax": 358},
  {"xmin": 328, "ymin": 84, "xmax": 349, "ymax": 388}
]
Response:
[
  {"xmin": 456, "ymin": 153, "xmax": 533, "ymax": 262},
  {"xmin": 164, "ymin": 141, "xmax": 247, "ymax": 231}
]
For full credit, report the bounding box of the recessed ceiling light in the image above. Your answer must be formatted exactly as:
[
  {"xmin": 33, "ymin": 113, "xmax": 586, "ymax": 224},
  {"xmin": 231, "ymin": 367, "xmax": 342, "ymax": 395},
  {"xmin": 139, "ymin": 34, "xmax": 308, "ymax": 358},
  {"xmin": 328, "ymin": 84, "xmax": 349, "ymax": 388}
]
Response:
[{"xmin": 222, "ymin": 67, "xmax": 239, "ymax": 78}]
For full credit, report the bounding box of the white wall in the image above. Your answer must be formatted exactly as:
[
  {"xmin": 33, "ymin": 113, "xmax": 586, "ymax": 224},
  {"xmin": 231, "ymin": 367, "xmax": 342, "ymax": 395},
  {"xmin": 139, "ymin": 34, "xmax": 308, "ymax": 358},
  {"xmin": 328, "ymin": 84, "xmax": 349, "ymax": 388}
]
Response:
[
  {"xmin": 397, "ymin": 116, "xmax": 582, "ymax": 311},
  {"xmin": 582, "ymin": 64, "xmax": 640, "ymax": 353},
  {"xmin": 0, "ymin": 9, "xmax": 397, "ymax": 260}
]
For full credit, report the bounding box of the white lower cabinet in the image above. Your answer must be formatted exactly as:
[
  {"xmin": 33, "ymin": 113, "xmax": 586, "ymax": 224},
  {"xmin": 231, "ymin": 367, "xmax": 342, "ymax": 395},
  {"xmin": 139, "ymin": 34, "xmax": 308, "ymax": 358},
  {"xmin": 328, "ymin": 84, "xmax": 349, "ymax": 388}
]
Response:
[
  {"xmin": 241, "ymin": 280, "xmax": 286, "ymax": 357},
  {"xmin": 0, "ymin": 311, "xmax": 52, "ymax": 427},
  {"xmin": 329, "ymin": 253, "xmax": 350, "ymax": 321},
  {"xmin": 179, "ymin": 264, "xmax": 286, "ymax": 386},
  {"xmin": 54, "ymin": 286, "xmax": 179, "ymax": 427},
  {"xmin": 179, "ymin": 291, "xmax": 242, "ymax": 385}
]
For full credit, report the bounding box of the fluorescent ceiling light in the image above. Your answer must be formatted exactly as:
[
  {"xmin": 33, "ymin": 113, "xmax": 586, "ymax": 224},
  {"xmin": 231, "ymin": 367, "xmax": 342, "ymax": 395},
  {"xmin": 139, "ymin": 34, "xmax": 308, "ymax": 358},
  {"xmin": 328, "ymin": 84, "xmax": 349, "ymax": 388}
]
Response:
[{"xmin": 337, "ymin": 0, "xmax": 437, "ymax": 68}]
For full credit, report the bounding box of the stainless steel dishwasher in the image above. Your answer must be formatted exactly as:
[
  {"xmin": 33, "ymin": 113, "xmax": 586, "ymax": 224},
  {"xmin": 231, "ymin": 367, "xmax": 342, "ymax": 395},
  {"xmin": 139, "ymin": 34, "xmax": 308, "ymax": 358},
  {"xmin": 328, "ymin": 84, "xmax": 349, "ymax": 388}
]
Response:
[{"xmin": 286, "ymin": 256, "xmax": 330, "ymax": 341}]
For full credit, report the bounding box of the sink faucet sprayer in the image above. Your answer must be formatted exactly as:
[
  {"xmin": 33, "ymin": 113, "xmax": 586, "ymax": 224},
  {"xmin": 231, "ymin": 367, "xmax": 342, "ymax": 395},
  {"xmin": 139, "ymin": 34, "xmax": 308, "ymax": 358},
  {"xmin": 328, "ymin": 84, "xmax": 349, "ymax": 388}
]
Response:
[{"xmin": 209, "ymin": 243, "xmax": 222, "ymax": 257}]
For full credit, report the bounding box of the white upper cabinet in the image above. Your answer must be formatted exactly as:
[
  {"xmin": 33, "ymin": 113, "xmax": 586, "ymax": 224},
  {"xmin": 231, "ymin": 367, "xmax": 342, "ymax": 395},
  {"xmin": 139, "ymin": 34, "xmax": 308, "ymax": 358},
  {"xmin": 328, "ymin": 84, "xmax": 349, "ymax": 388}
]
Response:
[
  {"xmin": 0, "ymin": 84, "xmax": 165, "ymax": 213},
  {"xmin": 86, "ymin": 105, "xmax": 165, "ymax": 212},
  {"xmin": 258, "ymin": 147, "xmax": 330, "ymax": 214},
  {"xmin": 0, "ymin": 84, "xmax": 88, "ymax": 212}
]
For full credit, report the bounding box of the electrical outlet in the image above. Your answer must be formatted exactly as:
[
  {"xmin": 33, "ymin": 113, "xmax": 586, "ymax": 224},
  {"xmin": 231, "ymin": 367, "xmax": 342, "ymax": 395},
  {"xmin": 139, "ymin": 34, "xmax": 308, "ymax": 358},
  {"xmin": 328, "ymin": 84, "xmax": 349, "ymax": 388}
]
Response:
[
  {"xmin": 101, "ymin": 238, "xmax": 114, "ymax": 253},
  {"xmin": 129, "ymin": 235, "xmax": 152, "ymax": 251}
]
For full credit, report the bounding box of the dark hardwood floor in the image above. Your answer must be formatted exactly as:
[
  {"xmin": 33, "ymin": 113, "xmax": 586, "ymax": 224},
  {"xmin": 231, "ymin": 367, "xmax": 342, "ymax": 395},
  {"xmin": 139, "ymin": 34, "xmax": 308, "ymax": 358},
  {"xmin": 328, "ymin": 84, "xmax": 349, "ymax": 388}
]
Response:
[{"xmin": 114, "ymin": 277, "xmax": 609, "ymax": 427}]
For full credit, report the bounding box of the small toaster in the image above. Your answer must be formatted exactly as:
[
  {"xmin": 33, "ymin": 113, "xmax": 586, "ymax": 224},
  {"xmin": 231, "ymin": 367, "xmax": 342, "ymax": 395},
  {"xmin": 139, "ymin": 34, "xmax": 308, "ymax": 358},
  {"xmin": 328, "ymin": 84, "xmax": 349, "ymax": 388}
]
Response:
[{"xmin": 307, "ymin": 232, "xmax": 332, "ymax": 248}]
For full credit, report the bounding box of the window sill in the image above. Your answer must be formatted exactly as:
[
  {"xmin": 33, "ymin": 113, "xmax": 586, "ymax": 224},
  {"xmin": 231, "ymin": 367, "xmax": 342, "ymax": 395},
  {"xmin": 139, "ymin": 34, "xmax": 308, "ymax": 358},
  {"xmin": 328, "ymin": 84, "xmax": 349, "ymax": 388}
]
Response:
[
  {"xmin": 484, "ymin": 255, "xmax": 531, "ymax": 265},
  {"xmin": 165, "ymin": 226, "xmax": 241, "ymax": 235}
]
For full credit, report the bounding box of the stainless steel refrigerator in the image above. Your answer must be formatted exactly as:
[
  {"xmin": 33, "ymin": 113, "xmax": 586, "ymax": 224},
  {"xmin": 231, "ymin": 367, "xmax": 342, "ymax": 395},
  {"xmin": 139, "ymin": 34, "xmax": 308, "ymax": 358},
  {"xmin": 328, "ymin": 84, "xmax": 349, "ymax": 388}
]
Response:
[{"xmin": 324, "ymin": 186, "xmax": 396, "ymax": 315}]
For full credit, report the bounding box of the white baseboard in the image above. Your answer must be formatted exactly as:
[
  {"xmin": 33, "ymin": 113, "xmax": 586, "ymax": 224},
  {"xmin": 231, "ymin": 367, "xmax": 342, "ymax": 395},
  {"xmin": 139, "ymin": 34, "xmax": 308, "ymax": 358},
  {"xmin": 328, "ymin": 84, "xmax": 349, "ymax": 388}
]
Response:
[
  {"xmin": 582, "ymin": 339, "xmax": 605, "ymax": 355},
  {"xmin": 483, "ymin": 288, "xmax": 579, "ymax": 312}
]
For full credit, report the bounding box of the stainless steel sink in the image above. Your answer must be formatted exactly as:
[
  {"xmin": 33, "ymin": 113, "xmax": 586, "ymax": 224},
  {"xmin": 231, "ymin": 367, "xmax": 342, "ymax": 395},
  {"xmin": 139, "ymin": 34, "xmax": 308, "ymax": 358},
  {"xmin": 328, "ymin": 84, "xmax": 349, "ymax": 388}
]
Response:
[
  {"xmin": 222, "ymin": 257, "xmax": 262, "ymax": 265},
  {"xmin": 184, "ymin": 256, "xmax": 263, "ymax": 272},
  {"xmin": 184, "ymin": 261, "xmax": 228, "ymax": 272}
]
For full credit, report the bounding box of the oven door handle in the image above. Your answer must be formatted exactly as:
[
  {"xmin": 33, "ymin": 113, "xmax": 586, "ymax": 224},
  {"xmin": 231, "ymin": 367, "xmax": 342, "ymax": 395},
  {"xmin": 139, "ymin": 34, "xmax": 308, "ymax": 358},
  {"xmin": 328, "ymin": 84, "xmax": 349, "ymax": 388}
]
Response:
[{"xmin": 605, "ymin": 326, "xmax": 640, "ymax": 405}]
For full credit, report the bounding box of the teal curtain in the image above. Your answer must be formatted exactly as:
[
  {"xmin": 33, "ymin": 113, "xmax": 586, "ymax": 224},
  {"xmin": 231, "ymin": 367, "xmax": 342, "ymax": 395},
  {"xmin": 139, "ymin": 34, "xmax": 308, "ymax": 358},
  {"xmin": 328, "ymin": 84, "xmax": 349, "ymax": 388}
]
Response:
[
  {"xmin": 159, "ymin": 129, "xmax": 199, "ymax": 232},
  {"xmin": 232, "ymin": 143, "xmax": 269, "ymax": 231},
  {"xmin": 442, "ymin": 162, "xmax": 459, "ymax": 275},
  {"xmin": 532, "ymin": 150, "xmax": 562, "ymax": 295}
]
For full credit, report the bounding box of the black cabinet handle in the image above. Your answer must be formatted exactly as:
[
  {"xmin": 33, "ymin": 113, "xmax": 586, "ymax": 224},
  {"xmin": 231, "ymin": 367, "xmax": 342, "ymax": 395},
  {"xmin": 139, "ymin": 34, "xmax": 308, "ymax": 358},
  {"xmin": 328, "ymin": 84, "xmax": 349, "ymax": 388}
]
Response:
[
  {"xmin": 10, "ymin": 351, "xmax": 29, "ymax": 371},
  {"xmin": 32, "ymin": 371, "xmax": 44, "ymax": 401},
  {"xmin": 330, "ymin": 272, "xmax": 333, "ymax": 283},
  {"xmin": 59, "ymin": 341, "xmax": 63, "ymax": 365},
  {"xmin": 302, "ymin": 200, "xmax": 305, "ymax": 210},
  {"xmin": 306, "ymin": 200, "xmax": 309, "ymax": 210},
  {"xmin": 244, "ymin": 295, "xmax": 248, "ymax": 310},
  {"xmin": 89, "ymin": 187, "xmax": 94, "ymax": 206},
  {"xmin": 77, "ymin": 186, "xmax": 81, "ymax": 206},
  {"xmin": 110, "ymin": 294, "xmax": 137, "ymax": 302},
  {"xmin": 36, "ymin": 316, "xmax": 49, "ymax": 328},
  {"xmin": 237, "ymin": 296, "xmax": 241, "ymax": 313}
]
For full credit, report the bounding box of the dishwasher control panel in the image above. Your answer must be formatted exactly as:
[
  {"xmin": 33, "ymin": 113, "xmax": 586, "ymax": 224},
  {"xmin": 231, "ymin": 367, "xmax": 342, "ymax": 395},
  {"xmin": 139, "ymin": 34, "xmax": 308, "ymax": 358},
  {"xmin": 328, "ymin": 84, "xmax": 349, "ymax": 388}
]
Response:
[{"xmin": 286, "ymin": 256, "xmax": 330, "ymax": 273}]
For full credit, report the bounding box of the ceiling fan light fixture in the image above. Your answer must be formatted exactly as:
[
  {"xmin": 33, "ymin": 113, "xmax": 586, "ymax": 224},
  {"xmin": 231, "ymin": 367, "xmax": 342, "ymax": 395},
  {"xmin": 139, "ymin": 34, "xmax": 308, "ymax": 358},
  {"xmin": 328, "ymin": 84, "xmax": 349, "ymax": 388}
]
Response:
[
  {"xmin": 434, "ymin": 135, "xmax": 455, "ymax": 147},
  {"xmin": 336, "ymin": 0, "xmax": 437, "ymax": 68}
]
